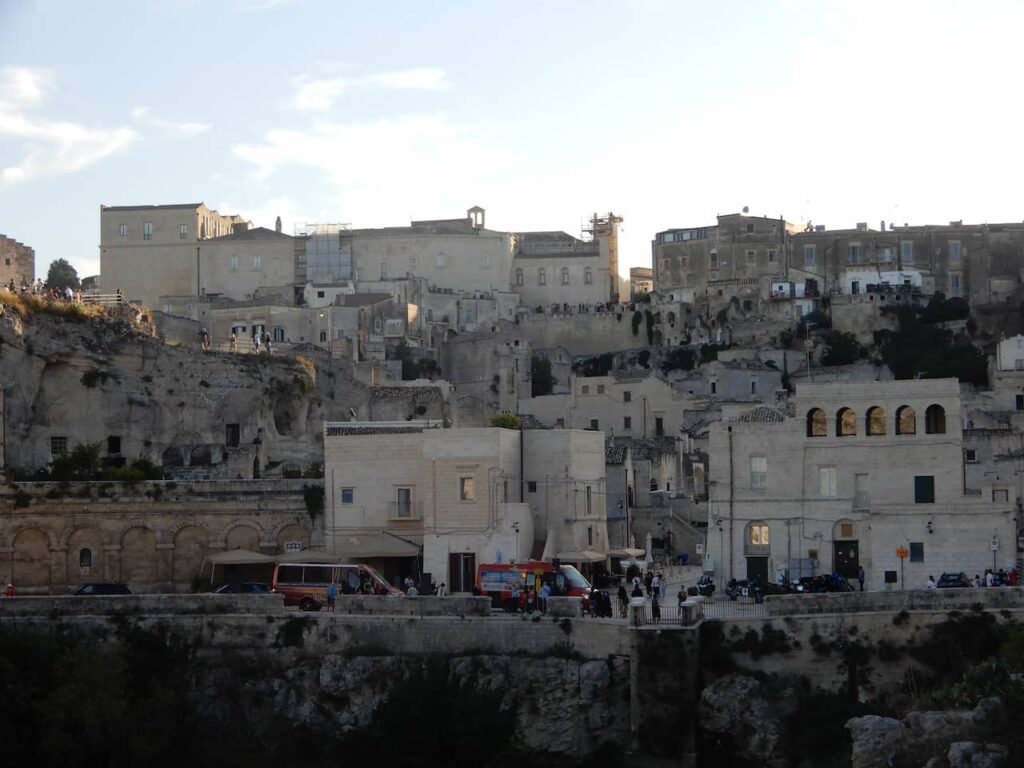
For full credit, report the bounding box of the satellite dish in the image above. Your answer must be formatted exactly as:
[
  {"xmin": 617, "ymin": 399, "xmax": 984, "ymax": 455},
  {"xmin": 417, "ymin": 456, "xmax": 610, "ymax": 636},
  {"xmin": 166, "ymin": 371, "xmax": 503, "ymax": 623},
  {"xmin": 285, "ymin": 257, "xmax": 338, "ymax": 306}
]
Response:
[
  {"xmin": 348, "ymin": 407, "xmax": 357, "ymax": 419},
  {"xmin": 742, "ymin": 206, "xmax": 749, "ymax": 214}
]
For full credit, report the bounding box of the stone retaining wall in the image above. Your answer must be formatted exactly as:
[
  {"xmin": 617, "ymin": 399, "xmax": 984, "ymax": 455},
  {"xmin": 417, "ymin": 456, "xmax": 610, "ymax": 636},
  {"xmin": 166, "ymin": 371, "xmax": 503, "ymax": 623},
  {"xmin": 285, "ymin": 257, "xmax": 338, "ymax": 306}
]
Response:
[{"xmin": 765, "ymin": 586, "xmax": 1024, "ymax": 616}]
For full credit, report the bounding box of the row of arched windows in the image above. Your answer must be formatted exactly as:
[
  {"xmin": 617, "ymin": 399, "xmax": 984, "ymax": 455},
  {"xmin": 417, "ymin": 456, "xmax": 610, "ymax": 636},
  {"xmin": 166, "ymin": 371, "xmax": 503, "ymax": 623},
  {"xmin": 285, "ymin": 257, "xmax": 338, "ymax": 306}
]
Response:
[{"xmin": 806, "ymin": 404, "xmax": 946, "ymax": 438}]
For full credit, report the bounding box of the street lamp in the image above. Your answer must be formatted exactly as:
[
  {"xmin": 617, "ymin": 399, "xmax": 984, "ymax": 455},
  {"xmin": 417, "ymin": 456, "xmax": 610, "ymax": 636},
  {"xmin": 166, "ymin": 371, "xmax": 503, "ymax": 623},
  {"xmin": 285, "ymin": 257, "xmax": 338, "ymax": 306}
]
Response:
[{"xmin": 511, "ymin": 521, "xmax": 520, "ymax": 563}]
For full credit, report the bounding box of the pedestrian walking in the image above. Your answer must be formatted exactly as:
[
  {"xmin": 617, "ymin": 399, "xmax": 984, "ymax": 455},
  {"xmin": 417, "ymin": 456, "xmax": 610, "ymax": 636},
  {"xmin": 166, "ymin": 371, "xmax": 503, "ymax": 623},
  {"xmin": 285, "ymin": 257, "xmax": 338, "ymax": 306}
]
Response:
[
  {"xmin": 229, "ymin": 332, "xmax": 237, "ymax": 353},
  {"xmin": 198, "ymin": 327, "xmax": 210, "ymax": 351},
  {"xmin": 651, "ymin": 593, "xmax": 661, "ymax": 624},
  {"xmin": 857, "ymin": 565, "xmax": 865, "ymax": 592},
  {"xmin": 927, "ymin": 575, "xmax": 936, "ymax": 589},
  {"xmin": 326, "ymin": 582, "xmax": 336, "ymax": 612},
  {"xmin": 5, "ymin": 583, "xmax": 13, "ymax": 598}
]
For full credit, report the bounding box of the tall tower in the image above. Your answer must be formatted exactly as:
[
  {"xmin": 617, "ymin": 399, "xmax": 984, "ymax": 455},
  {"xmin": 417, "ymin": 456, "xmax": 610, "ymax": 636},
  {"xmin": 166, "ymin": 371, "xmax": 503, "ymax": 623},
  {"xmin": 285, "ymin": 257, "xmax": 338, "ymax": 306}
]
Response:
[{"xmin": 587, "ymin": 212, "xmax": 624, "ymax": 302}]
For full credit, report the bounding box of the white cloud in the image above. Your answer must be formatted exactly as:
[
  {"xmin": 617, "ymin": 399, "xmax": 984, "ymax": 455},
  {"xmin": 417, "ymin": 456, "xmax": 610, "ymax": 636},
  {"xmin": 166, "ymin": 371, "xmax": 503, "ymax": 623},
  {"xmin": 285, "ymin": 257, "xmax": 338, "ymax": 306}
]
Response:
[
  {"xmin": 0, "ymin": 66, "xmax": 137, "ymax": 184},
  {"xmin": 291, "ymin": 68, "xmax": 449, "ymax": 111},
  {"xmin": 131, "ymin": 106, "xmax": 211, "ymax": 138}
]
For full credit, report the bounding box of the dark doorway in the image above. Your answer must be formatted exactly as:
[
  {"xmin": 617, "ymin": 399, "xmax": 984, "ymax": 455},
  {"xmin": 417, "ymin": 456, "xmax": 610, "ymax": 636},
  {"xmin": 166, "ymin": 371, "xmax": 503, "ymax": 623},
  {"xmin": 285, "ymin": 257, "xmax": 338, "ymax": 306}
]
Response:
[
  {"xmin": 833, "ymin": 540, "xmax": 860, "ymax": 580},
  {"xmin": 746, "ymin": 556, "xmax": 768, "ymax": 584},
  {"xmin": 448, "ymin": 552, "xmax": 476, "ymax": 593}
]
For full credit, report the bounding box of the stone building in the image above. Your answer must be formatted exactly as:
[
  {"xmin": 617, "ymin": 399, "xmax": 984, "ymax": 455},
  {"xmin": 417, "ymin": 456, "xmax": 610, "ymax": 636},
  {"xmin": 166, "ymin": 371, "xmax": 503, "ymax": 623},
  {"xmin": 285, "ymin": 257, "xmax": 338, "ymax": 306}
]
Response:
[
  {"xmin": 322, "ymin": 423, "xmax": 609, "ymax": 589},
  {"xmin": 629, "ymin": 267, "xmax": 653, "ymax": 298},
  {"xmin": 653, "ymin": 213, "xmax": 798, "ymax": 306},
  {"xmin": 0, "ymin": 479, "xmax": 315, "ymax": 594},
  {"xmin": 0, "ymin": 233, "xmax": 34, "ymax": 288},
  {"xmin": 512, "ymin": 212, "xmax": 623, "ymax": 308},
  {"xmin": 707, "ymin": 379, "xmax": 1017, "ymax": 590}
]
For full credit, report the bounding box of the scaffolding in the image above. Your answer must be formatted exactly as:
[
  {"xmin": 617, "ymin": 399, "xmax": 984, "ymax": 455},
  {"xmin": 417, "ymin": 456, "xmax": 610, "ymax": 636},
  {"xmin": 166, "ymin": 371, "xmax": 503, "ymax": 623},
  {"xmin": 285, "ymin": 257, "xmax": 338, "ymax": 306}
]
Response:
[{"xmin": 295, "ymin": 223, "xmax": 353, "ymax": 282}]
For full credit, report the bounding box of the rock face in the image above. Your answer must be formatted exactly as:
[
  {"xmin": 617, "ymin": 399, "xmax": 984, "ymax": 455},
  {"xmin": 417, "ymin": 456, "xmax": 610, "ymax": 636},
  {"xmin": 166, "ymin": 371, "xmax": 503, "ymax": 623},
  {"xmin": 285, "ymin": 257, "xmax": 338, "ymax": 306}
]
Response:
[
  {"xmin": 0, "ymin": 302, "xmax": 381, "ymax": 476},
  {"xmin": 699, "ymin": 674, "xmax": 783, "ymax": 762},
  {"xmin": 847, "ymin": 698, "xmax": 1008, "ymax": 768},
  {"xmin": 223, "ymin": 653, "xmax": 631, "ymax": 756}
]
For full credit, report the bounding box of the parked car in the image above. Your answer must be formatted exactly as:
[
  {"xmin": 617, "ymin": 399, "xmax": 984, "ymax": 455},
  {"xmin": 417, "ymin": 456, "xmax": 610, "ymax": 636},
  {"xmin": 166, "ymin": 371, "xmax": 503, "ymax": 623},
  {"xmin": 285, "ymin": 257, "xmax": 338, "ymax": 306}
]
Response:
[
  {"xmin": 795, "ymin": 574, "xmax": 854, "ymax": 594},
  {"xmin": 214, "ymin": 582, "xmax": 272, "ymax": 594},
  {"xmin": 936, "ymin": 572, "xmax": 971, "ymax": 589},
  {"xmin": 72, "ymin": 582, "xmax": 133, "ymax": 596}
]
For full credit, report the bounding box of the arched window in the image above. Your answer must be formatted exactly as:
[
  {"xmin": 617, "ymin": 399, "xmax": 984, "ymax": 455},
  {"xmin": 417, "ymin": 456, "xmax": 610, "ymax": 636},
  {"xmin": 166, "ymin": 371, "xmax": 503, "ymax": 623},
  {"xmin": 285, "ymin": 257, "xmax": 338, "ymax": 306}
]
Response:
[
  {"xmin": 836, "ymin": 407, "xmax": 857, "ymax": 437},
  {"xmin": 79, "ymin": 548, "xmax": 93, "ymax": 568},
  {"xmin": 866, "ymin": 406, "xmax": 886, "ymax": 436},
  {"xmin": 896, "ymin": 405, "xmax": 916, "ymax": 435},
  {"xmin": 925, "ymin": 404, "xmax": 947, "ymax": 434},
  {"xmin": 807, "ymin": 408, "xmax": 827, "ymax": 437},
  {"xmin": 561, "ymin": 267, "xmax": 570, "ymax": 285},
  {"xmin": 515, "ymin": 269, "xmax": 523, "ymax": 286},
  {"xmin": 538, "ymin": 269, "xmax": 546, "ymax": 286}
]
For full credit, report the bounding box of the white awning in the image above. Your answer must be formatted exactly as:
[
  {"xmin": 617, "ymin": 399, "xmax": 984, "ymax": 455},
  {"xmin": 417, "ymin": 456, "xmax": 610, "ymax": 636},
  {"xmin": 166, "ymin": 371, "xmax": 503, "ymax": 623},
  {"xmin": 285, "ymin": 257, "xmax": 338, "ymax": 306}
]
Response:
[
  {"xmin": 556, "ymin": 550, "xmax": 607, "ymax": 563},
  {"xmin": 607, "ymin": 548, "xmax": 646, "ymax": 558},
  {"xmin": 203, "ymin": 549, "xmax": 275, "ymax": 565},
  {"xmin": 334, "ymin": 534, "xmax": 421, "ymax": 559}
]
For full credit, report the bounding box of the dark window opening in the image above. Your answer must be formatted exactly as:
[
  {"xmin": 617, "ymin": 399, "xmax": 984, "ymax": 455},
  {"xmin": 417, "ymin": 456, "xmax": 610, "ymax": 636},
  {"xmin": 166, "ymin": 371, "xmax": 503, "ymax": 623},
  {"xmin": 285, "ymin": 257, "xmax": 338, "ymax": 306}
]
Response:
[
  {"xmin": 909, "ymin": 542, "xmax": 924, "ymax": 562},
  {"xmin": 527, "ymin": 481, "xmax": 537, "ymax": 493},
  {"xmin": 107, "ymin": 435, "xmax": 121, "ymax": 454},
  {"xmin": 914, "ymin": 476, "xmax": 935, "ymax": 503},
  {"xmin": 226, "ymin": 424, "xmax": 240, "ymax": 448}
]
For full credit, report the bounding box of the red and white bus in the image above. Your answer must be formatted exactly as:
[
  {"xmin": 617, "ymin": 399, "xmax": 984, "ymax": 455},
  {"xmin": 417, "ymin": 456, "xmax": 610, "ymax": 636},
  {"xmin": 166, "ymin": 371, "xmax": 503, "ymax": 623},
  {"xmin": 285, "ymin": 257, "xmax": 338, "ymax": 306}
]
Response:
[
  {"xmin": 272, "ymin": 561, "xmax": 401, "ymax": 611},
  {"xmin": 476, "ymin": 561, "xmax": 592, "ymax": 611}
]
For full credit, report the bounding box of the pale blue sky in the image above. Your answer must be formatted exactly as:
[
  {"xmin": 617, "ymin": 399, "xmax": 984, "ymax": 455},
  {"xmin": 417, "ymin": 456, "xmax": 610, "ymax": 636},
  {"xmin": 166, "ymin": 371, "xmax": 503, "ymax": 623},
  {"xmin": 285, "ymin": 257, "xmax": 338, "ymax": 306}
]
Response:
[{"xmin": 2, "ymin": 0, "xmax": 1023, "ymax": 281}]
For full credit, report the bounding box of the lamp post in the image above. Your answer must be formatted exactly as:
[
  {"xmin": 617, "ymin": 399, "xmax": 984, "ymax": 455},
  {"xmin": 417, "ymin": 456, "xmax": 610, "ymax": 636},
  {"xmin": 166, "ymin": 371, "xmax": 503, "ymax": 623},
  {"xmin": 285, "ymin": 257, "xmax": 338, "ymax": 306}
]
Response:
[{"xmin": 512, "ymin": 521, "xmax": 520, "ymax": 563}]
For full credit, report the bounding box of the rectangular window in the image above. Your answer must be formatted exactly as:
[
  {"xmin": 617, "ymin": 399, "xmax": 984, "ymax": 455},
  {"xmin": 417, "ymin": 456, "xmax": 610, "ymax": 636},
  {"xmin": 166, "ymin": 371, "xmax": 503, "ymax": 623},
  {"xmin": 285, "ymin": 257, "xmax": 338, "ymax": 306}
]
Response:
[
  {"xmin": 819, "ymin": 466, "xmax": 837, "ymax": 497},
  {"xmin": 993, "ymin": 488, "xmax": 1009, "ymax": 503},
  {"xmin": 750, "ymin": 456, "xmax": 767, "ymax": 489},
  {"xmin": 949, "ymin": 240, "xmax": 961, "ymax": 265},
  {"xmin": 225, "ymin": 424, "xmax": 240, "ymax": 448},
  {"xmin": 341, "ymin": 488, "xmax": 354, "ymax": 504},
  {"xmin": 914, "ymin": 475, "xmax": 935, "ymax": 503},
  {"xmin": 229, "ymin": 255, "xmax": 239, "ymax": 271},
  {"xmin": 623, "ymin": 391, "xmax": 632, "ymax": 402},
  {"xmin": 395, "ymin": 487, "xmax": 412, "ymax": 518},
  {"xmin": 589, "ymin": 419, "xmax": 599, "ymax": 430},
  {"xmin": 584, "ymin": 269, "xmax": 593, "ymax": 284},
  {"xmin": 840, "ymin": 522, "xmax": 854, "ymax": 538},
  {"xmin": 50, "ymin": 436, "xmax": 68, "ymax": 456},
  {"xmin": 436, "ymin": 254, "xmax": 446, "ymax": 267},
  {"xmin": 538, "ymin": 270, "xmax": 546, "ymax": 285},
  {"xmin": 901, "ymin": 241, "xmax": 913, "ymax": 263},
  {"xmin": 804, "ymin": 245, "xmax": 816, "ymax": 267},
  {"xmin": 709, "ymin": 379, "xmax": 717, "ymax": 395},
  {"xmin": 107, "ymin": 436, "xmax": 121, "ymax": 454},
  {"xmin": 750, "ymin": 524, "xmax": 769, "ymax": 545},
  {"xmin": 581, "ymin": 385, "xmax": 590, "ymax": 395},
  {"xmin": 118, "ymin": 223, "xmax": 127, "ymax": 237},
  {"xmin": 143, "ymin": 222, "xmax": 153, "ymax": 240},
  {"xmin": 855, "ymin": 473, "xmax": 870, "ymax": 509},
  {"xmin": 179, "ymin": 224, "xmax": 188, "ymax": 239},
  {"xmin": 1016, "ymin": 394, "xmax": 1024, "ymax": 411},
  {"xmin": 655, "ymin": 417, "xmax": 664, "ymax": 436},
  {"xmin": 409, "ymin": 256, "xmax": 417, "ymax": 266},
  {"xmin": 586, "ymin": 486, "xmax": 592, "ymax": 516},
  {"xmin": 949, "ymin": 272, "xmax": 961, "ymax": 297},
  {"xmin": 768, "ymin": 249, "xmax": 776, "ymax": 262},
  {"xmin": 561, "ymin": 269, "xmax": 569, "ymax": 285},
  {"xmin": 459, "ymin": 477, "xmax": 475, "ymax": 501},
  {"xmin": 879, "ymin": 246, "xmax": 894, "ymax": 263},
  {"xmin": 623, "ymin": 416, "xmax": 632, "ymax": 430},
  {"xmin": 964, "ymin": 449, "xmax": 977, "ymax": 463},
  {"xmin": 597, "ymin": 385, "xmax": 605, "ymax": 394},
  {"xmin": 528, "ymin": 481, "xmax": 537, "ymax": 493},
  {"xmin": 746, "ymin": 249, "xmax": 756, "ymax": 263},
  {"xmin": 909, "ymin": 542, "xmax": 924, "ymax": 562},
  {"xmin": 252, "ymin": 254, "xmax": 262, "ymax": 271},
  {"xmin": 746, "ymin": 222, "xmax": 755, "ymax": 233},
  {"xmin": 710, "ymin": 252, "xmax": 719, "ymax": 269},
  {"xmin": 847, "ymin": 243, "xmax": 861, "ymax": 264},
  {"xmin": 587, "ymin": 525, "xmax": 593, "ymax": 546},
  {"xmin": 750, "ymin": 379, "xmax": 757, "ymax": 394}
]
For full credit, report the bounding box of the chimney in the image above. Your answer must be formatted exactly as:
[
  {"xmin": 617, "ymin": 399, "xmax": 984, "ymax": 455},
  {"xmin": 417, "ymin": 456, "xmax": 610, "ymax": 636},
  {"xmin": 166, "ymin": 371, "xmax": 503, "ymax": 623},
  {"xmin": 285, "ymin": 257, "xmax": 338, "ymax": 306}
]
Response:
[
  {"xmin": 880, "ymin": 220, "xmax": 885, "ymax": 233},
  {"xmin": 275, "ymin": 216, "xmax": 282, "ymax": 233}
]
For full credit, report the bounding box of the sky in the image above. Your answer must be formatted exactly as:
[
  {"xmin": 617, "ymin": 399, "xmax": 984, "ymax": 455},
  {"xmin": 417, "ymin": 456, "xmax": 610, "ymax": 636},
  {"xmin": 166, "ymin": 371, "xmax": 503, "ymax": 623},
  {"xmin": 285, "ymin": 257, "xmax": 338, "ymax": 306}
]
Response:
[{"xmin": 2, "ymin": 0, "xmax": 1024, "ymax": 282}]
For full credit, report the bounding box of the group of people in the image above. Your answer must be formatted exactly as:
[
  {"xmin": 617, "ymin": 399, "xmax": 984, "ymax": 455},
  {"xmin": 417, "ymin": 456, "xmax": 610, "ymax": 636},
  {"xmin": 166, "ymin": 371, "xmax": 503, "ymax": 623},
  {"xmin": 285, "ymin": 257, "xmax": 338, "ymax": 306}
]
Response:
[
  {"xmin": 199, "ymin": 329, "xmax": 276, "ymax": 355},
  {"xmin": 501, "ymin": 582, "xmax": 554, "ymax": 614},
  {"xmin": 544, "ymin": 300, "xmax": 640, "ymax": 316},
  {"xmin": 5, "ymin": 278, "xmax": 84, "ymax": 304}
]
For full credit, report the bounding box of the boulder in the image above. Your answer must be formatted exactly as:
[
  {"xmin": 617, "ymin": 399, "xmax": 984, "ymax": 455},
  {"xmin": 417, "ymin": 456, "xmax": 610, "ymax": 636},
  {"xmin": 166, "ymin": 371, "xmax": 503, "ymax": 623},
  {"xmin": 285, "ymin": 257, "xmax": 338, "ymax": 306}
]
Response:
[
  {"xmin": 699, "ymin": 674, "xmax": 782, "ymax": 761},
  {"xmin": 846, "ymin": 715, "xmax": 905, "ymax": 768},
  {"xmin": 947, "ymin": 741, "xmax": 1009, "ymax": 768}
]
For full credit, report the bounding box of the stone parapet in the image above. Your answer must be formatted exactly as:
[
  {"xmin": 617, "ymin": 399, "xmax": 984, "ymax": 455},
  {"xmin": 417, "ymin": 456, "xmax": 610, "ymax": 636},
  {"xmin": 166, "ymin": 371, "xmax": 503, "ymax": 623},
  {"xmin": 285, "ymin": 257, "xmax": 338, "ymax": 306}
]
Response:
[{"xmin": 765, "ymin": 586, "xmax": 1024, "ymax": 617}]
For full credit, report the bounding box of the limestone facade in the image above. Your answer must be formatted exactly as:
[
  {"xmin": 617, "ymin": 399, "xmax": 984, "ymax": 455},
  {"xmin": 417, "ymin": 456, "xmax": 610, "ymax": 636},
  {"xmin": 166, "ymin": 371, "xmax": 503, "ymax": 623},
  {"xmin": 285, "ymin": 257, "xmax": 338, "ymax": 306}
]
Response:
[
  {"xmin": 100, "ymin": 203, "xmax": 249, "ymax": 307},
  {"xmin": 0, "ymin": 480, "xmax": 315, "ymax": 594},
  {"xmin": 0, "ymin": 234, "xmax": 34, "ymax": 288},
  {"xmin": 707, "ymin": 379, "xmax": 1017, "ymax": 590}
]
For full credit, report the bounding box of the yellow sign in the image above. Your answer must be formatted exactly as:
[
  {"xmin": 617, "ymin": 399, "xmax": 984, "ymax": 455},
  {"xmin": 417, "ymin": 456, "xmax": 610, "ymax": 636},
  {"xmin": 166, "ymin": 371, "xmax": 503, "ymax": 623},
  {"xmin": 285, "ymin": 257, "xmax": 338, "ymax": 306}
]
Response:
[{"xmin": 896, "ymin": 546, "xmax": 909, "ymax": 558}]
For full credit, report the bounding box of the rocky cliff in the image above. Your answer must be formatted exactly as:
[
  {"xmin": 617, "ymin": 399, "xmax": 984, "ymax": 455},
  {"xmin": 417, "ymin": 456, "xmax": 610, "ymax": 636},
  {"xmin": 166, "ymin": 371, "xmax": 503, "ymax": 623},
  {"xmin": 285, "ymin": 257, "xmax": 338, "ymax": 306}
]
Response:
[{"xmin": 0, "ymin": 299, "xmax": 398, "ymax": 477}]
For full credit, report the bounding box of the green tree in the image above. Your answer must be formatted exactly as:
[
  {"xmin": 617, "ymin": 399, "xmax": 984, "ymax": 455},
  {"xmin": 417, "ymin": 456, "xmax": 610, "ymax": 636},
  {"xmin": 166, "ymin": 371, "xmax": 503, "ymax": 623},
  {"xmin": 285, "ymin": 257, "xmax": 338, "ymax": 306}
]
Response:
[
  {"xmin": 820, "ymin": 330, "xmax": 864, "ymax": 367},
  {"xmin": 530, "ymin": 355, "xmax": 556, "ymax": 397},
  {"xmin": 45, "ymin": 258, "xmax": 81, "ymax": 292}
]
